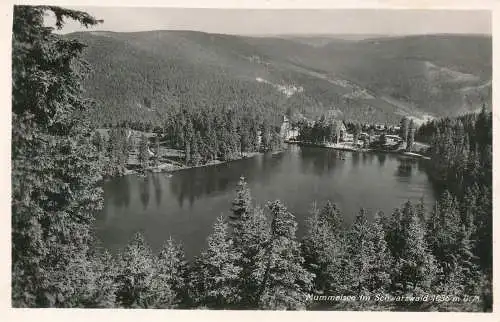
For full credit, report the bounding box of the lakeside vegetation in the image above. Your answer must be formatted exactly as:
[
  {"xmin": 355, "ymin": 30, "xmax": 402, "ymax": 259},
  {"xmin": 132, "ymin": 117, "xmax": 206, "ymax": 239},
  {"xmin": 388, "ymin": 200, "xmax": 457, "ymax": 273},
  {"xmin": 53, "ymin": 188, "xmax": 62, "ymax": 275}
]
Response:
[
  {"xmin": 11, "ymin": 6, "xmax": 492, "ymax": 311},
  {"xmin": 94, "ymin": 117, "xmax": 283, "ymax": 179}
]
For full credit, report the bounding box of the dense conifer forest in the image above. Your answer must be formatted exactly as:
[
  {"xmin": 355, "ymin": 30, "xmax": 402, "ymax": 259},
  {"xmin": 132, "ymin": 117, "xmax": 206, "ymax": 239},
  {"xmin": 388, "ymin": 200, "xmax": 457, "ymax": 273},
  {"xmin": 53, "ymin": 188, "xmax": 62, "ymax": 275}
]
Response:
[
  {"xmin": 68, "ymin": 23, "xmax": 491, "ymax": 126},
  {"xmin": 97, "ymin": 106, "xmax": 284, "ymax": 178},
  {"xmin": 11, "ymin": 6, "xmax": 492, "ymax": 311}
]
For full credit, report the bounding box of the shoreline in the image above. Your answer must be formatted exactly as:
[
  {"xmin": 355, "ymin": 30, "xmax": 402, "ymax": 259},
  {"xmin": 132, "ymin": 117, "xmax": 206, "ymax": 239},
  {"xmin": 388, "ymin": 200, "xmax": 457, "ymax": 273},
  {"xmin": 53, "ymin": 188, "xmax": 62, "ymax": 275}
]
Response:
[
  {"xmin": 121, "ymin": 149, "xmax": 285, "ymax": 178},
  {"xmin": 285, "ymin": 140, "xmax": 431, "ymax": 160},
  {"xmin": 106, "ymin": 140, "xmax": 430, "ymax": 181}
]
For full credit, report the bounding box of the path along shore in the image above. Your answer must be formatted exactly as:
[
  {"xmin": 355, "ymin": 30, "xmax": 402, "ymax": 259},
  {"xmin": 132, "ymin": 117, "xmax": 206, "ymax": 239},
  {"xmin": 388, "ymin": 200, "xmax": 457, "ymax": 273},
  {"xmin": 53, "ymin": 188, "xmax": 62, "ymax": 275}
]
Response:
[{"xmin": 284, "ymin": 140, "xmax": 431, "ymax": 160}]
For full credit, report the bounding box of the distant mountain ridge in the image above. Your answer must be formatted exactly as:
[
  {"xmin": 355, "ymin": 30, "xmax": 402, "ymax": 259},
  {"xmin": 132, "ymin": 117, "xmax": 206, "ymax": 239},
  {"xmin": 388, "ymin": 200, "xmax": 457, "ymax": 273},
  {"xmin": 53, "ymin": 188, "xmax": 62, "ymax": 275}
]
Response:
[{"xmin": 70, "ymin": 30, "xmax": 491, "ymax": 126}]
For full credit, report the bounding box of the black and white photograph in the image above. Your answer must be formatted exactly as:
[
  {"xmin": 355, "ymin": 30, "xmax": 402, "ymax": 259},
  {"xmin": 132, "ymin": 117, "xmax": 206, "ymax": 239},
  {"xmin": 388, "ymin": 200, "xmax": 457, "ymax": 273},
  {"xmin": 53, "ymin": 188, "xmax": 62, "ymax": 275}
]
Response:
[{"xmin": 9, "ymin": 1, "xmax": 494, "ymax": 313}]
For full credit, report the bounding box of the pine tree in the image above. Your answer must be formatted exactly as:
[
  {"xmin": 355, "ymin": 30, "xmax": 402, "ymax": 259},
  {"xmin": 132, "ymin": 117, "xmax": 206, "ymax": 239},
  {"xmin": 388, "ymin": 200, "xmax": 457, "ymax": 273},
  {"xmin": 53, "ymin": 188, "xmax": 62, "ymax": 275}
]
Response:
[
  {"xmin": 236, "ymin": 206, "xmax": 271, "ymax": 308},
  {"xmin": 191, "ymin": 217, "xmax": 242, "ymax": 308},
  {"xmin": 334, "ymin": 210, "xmax": 393, "ymax": 310},
  {"xmin": 229, "ymin": 176, "xmax": 253, "ymax": 229},
  {"xmin": 11, "ymin": 6, "xmax": 104, "ymax": 307},
  {"xmin": 258, "ymin": 201, "xmax": 314, "ymax": 310},
  {"xmin": 184, "ymin": 140, "xmax": 191, "ymax": 165},
  {"xmin": 83, "ymin": 250, "xmax": 118, "ymax": 308},
  {"xmin": 318, "ymin": 200, "xmax": 343, "ymax": 234},
  {"xmin": 475, "ymin": 103, "xmax": 490, "ymax": 154},
  {"xmin": 250, "ymin": 121, "xmax": 260, "ymax": 151},
  {"xmin": 426, "ymin": 191, "xmax": 461, "ymax": 275},
  {"xmin": 433, "ymin": 225, "xmax": 483, "ymax": 311},
  {"xmin": 344, "ymin": 208, "xmax": 371, "ymax": 295},
  {"xmin": 239, "ymin": 122, "xmax": 251, "ymax": 154},
  {"xmin": 301, "ymin": 201, "xmax": 345, "ymax": 299},
  {"xmin": 227, "ymin": 110, "xmax": 241, "ymax": 156},
  {"xmin": 183, "ymin": 117, "xmax": 194, "ymax": 164},
  {"xmin": 104, "ymin": 128, "xmax": 127, "ymax": 177},
  {"xmin": 407, "ymin": 119, "xmax": 416, "ymax": 151},
  {"xmin": 190, "ymin": 131, "xmax": 202, "ymax": 166},
  {"xmin": 153, "ymin": 238, "xmax": 187, "ymax": 308},
  {"xmin": 455, "ymin": 225, "xmax": 481, "ymax": 294},
  {"xmin": 206, "ymin": 121, "xmax": 218, "ymax": 160},
  {"xmin": 461, "ymin": 185, "xmax": 478, "ymax": 233},
  {"xmin": 400, "ymin": 117, "xmax": 410, "ymax": 143},
  {"xmin": 227, "ymin": 178, "xmax": 271, "ymax": 307},
  {"xmin": 301, "ymin": 203, "xmax": 341, "ymax": 294},
  {"xmin": 473, "ymin": 186, "xmax": 492, "ymax": 273},
  {"xmin": 385, "ymin": 207, "xmax": 405, "ymax": 259},
  {"xmin": 415, "ymin": 197, "xmax": 426, "ymax": 223},
  {"xmin": 353, "ymin": 123, "xmax": 362, "ymax": 146},
  {"xmin": 343, "ymin": 209, "xmax": 391, "ymax": 299},
  {"xmin": 366, "ymin": 211, "xmax": 393, "ymax": 294},
  {"xmin": 115, "ymin": 233, "xmax": 157, "ymax": 308},
  {"xmin": 392, "ymin": 202, "xmax": 437, "ymax": 297},
  {"xmin": 92, "ymin": 131, "xmax": 104, "ymax": 152},
  {"xmin": 138, "ymin": 134, "xmax": 150, "ymax": 170},
  {"xmin": 260, "ymin": 122, "xmax": 272, "ymax": 152},
  {"xmin": 153, "ymin": 135, "xmax": 160, "ymax": 167}
]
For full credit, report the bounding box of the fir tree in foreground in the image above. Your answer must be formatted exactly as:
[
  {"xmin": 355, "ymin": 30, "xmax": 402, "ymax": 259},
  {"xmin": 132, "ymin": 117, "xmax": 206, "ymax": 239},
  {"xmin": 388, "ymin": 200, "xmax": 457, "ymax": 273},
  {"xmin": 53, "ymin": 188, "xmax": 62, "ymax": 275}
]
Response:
[
  {"xmin": 11, "ymin": 5, "xmax": 104, "ymax": 307},
  {"xmin": 115, "ymin": 233, "xmax": 157, "ymax": 308},
  {"xmin": 191, "ymin": 216, "xmax": 242, "ymax": 308},
  {"xmin": 229, "ymin": 178, "xmax": 271, "ymax": 307},
  {"xmin": 318, "ymin": 200, "xmax": 343, "ymax": 233},
  {"xmin": 391, "ymin": 202, "xmax": 437, "ymax": 299},
  {"xmin": 345, "ymin": 209, "xmax": 393, "ymax": 297},
  {"xmin": 154, "ymin": 238, "xmax": 187, "ymax": 308},
  {"xmin": 367, "ymin": 212, "xmax": 393, "ymax": 294},
  {"xmin": 229, "ymin": 176, "xmax": 253, "ymax": 232},
  {"xmin": 301, "ymin": 202, "xmax": 344, "ymax": 297},
  {"xmin": 235, "ymin": 206, "xmax": 271, "ymax": 307},
  {"xmin": 113, "ymin": 234, "xmax": 186, "ymax": 309},
  {"xmin": 258, "ymin": 201, "xmax": 314, "ymax": 310}
]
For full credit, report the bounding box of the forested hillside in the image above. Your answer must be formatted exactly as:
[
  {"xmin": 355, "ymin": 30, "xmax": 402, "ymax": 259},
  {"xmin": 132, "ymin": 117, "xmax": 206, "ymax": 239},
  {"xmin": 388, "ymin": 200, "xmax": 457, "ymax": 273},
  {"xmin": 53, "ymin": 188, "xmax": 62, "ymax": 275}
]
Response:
[{"xmin": 68, "ymin": 31, "xmax": 491, "ymax": 126}]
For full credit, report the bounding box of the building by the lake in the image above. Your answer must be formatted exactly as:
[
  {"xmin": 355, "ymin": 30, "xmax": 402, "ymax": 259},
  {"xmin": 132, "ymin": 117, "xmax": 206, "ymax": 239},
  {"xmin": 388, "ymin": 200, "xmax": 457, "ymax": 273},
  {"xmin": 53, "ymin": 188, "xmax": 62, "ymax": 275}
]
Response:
[{"xmin": 281, "ymin": 116, "xmax": 299, "ymax": 140}]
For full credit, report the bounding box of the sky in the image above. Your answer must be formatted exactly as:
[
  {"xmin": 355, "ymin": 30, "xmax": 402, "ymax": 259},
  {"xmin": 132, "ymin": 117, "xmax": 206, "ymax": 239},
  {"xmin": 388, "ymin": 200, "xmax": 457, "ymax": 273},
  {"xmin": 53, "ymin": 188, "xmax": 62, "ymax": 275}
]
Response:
[{"xmin": 48, "ymin": 8, "xmax": 492, "ymax": 36}]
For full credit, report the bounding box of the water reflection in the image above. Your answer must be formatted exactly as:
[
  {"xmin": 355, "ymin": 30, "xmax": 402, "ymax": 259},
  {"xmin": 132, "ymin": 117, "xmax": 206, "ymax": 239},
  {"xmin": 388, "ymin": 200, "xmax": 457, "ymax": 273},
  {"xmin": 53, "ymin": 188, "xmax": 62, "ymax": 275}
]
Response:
[
  {"xmin": 352, "ymin": 152, "xmax": 360, "ymax": 167},
  {"xmin": 362, "ymin": 153, "xmax": 375, "ymax": 165},
  {"xmin": 107, "ymin": 176, "xmax": 131, "ymax": 209},
  {"xmin": 417, "ymin": 159, "xmax": 427, "ymax": 173},
  {"xmin": 299, "ymin": 147, "xmax": 344, "ymax": 175},
  {"xmin": 97, "ymin": 146, "xmax": 437, "ymax": 259},
  {"xmin": 167, "ymin": 152, "xmax": 288, "ymax": 208},
  {"xmin": 139, "ymin": 177, "xmax": 150, "ymax": 209},
  {"xmin": 152, "ymin": 175, "xmax": 163, "ymax": 207},
  {"xmin": 377, "ymin": 153, "xmax": 387, "ymax": 167},
  {"xmin": 396, "ymin": 161, "xmax": 413, "ymax": 177},
  {"xmin": 258, "ymin": 152, "xmax": 285, "ymax": 184}
]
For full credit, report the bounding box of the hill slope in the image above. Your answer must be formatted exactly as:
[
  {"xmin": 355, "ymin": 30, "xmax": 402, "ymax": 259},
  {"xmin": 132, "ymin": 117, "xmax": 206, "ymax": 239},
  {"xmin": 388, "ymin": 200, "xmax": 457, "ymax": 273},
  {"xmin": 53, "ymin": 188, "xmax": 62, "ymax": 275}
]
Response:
[{"xmin": 70, "ymin": 31, "xmax": 491, "ymax": 125}]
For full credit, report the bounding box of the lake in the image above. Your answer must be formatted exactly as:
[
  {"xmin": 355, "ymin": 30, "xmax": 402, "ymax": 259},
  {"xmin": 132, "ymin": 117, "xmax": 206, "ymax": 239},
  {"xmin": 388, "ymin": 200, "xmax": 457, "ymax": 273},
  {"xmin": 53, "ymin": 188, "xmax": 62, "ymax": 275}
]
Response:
[{"xmin": 95, "ymin": 145, "xmax": 436, "ymax": 258}]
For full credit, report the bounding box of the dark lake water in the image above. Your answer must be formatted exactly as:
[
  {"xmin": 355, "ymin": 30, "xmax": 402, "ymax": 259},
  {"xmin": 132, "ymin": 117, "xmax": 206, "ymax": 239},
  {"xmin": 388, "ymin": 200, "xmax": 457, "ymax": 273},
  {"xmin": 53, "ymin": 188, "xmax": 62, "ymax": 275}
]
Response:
[{"xmin": 95, "ymin": 145, "xmax": 436, "ymax": 258}]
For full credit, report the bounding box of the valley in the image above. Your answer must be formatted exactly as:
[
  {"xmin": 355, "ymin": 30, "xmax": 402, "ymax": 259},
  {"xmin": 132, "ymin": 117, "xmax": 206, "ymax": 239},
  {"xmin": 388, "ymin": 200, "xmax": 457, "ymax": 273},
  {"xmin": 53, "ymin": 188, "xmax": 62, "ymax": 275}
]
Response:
[
  {"xmin": 68, "ymin": 31, "xmax": 491, "ymax": 127},
  {"xmin": 12, "ymin": 6, "xmax": 493, "ymax": 311}
]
